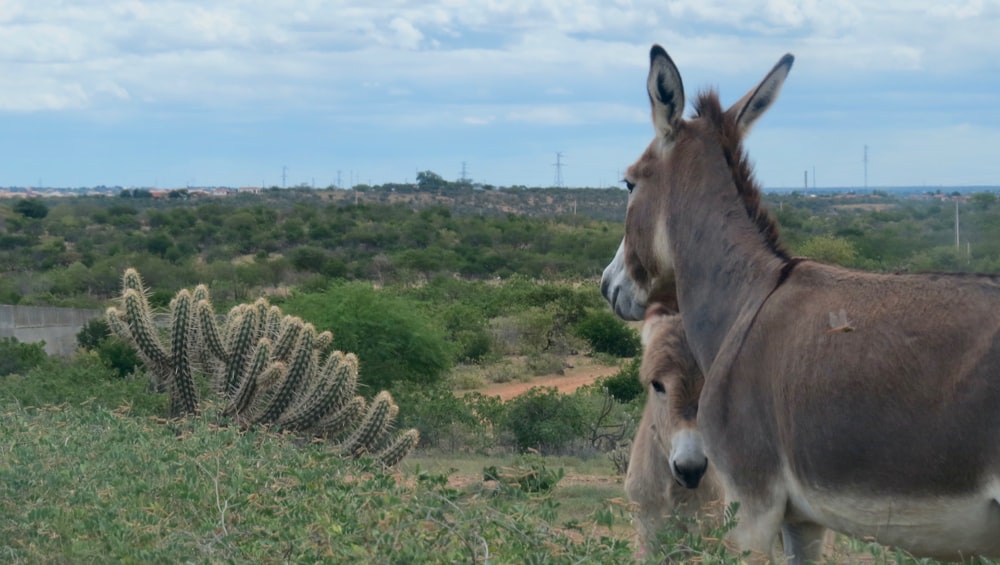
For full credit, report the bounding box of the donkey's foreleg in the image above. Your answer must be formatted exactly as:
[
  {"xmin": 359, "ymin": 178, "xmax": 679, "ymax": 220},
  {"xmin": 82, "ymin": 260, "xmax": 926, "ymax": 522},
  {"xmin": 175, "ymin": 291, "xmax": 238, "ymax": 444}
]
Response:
[
  {"xmin": 781, "ymin": 522, "xmax": 826, "ymax": 565},
  {"xmin": 724, "ymin": 497, "xmax": 785, "ymax": 564}
]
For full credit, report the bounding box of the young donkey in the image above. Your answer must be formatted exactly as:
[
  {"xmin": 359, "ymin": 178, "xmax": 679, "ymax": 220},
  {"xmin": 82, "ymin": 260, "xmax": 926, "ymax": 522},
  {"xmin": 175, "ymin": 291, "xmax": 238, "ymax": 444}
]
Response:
[
  {"xmin": 603, "ymin": 44, "xmax": 1000, "ymax": 563},
  {"xmin": 625, "ymin": 304, "xmax": 723, "ymax": 554}
]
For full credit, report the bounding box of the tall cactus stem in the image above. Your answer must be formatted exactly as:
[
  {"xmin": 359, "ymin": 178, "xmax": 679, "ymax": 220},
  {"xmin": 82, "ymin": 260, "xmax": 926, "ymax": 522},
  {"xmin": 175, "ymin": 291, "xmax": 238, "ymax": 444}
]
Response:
[
  {"xmin": 221, "ymin": 307, "xmax": 258, "ymax": 396},
  {"xmin": 377, "ymin": 429, "xmax": 420, "ymax": 468},
  {"xmin": 343, "ymin": 391, "xmax": 396, "ymax": 457},
  {"xmin": 121, "ymin": 268, "xmax": 147, "ymax": 294},
  {"xmin": 122, "ymin": 288, "xmax": 170, "ymax": 370},
  {"xmin": 254, "ymin": 325, "xmax": 315, "ymax": 424},
  {"xmin": 272, "ymin": 316, "xmax": 303, "ymax": 362},
  {"xmin": 197, "ymin": 299, "xmax": 228, "ymax": 362},
  {"xmin": 225, "ymin": 338, "xmax": 272, "ymax": 416},
  {"xmin": 314, "ymin": 396, "xmax": 366, "ymax": 438},
  {"xmin": 168, "ymin": 289, "xmax": 199, "ymax": 416},
  {"xmin": 315, "ymin": 330, "xmax": 334, "ymax": 352}
]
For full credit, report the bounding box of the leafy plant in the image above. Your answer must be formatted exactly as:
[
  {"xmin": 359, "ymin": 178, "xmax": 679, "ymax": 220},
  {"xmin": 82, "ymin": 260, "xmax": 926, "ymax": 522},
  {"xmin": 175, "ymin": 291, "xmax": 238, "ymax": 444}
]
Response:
[
  {"xmin": 502, "ymin": 386, "xmax": 589, "ymax": 453},
  {"xmin": 598, "ymin": 357, "xmax": 643, "ymax": 403},
  {"xmin": 281, "ymin": 282, "xmax": 453, "ymax": 392},
  {"xmin": 484, "ymin": 455, "xmax": 565, "ymax": 494},
  {"xmin": 0, "ymin": 337, "xmax": 47, "ymax": 377},
  {"xmin": 573, "ymin": 309, "xmax": 641, "ymax": 358}
]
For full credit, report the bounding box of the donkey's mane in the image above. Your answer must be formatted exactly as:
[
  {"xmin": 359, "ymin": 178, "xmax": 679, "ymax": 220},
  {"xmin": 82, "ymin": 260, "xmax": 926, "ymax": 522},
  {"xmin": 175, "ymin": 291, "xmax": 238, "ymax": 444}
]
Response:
[{"xmin": 693, "ymin": 90, "xmax": 790, "ymax": 262}]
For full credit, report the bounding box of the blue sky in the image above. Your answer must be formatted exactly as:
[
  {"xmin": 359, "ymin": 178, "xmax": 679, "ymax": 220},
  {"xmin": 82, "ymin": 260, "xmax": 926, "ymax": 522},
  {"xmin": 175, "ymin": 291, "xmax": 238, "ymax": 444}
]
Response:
[{"xmin": 2, "ymin": 0, "xmax": 999, "ymax": 190}]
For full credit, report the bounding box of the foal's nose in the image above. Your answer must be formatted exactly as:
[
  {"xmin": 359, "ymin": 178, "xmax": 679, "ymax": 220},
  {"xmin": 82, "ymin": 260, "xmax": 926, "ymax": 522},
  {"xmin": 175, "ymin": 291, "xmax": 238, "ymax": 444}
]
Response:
[{"xmin": 672, "ymin": 457, "xmax": 708, "ymax": 489}]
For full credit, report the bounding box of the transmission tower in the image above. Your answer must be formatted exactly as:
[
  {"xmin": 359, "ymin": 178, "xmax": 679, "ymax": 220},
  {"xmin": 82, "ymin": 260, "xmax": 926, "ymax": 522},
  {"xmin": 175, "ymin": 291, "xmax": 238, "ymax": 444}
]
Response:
[
  {"xmin": 282, "ymin": 165, "xmax": 288, "ymax": 188},
  {"xmin": 553, "ymin": 152, "xmax": 565, "ymax": 187},
  {"xmin": 459, "ymin": 161, "xmax": 470, "ymax": 184}
]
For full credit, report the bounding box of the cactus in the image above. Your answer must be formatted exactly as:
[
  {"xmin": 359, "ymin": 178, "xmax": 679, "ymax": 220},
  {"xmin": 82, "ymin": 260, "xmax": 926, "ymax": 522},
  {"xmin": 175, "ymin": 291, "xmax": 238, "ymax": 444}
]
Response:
[
  {"xmin": 106, "ymin": 269, "xmax": 198, "ymax": 414},
  {"xmin": 167, "ymin": 289, "xmax": 199, "ymax": 416},
  {"xmin": 251, "ymin": 324, "xmax": 316, "ymax": 425},
  {"xmin": 278, "ymin": 351, "xmax": 358, "ymax": 431},
  {"xmin": 342, "ymin": 391, "xmax": 398, "ymax": 457},
  {"xmin": 108, "ymin": 268, "xmax": 419, "ymax": 466},
  {"xmin": 377, "ymin": 429, "xmax": 421, "ymax": 468},
  {"xmin": 315, "ymin": 396, "xmax": 367, "ymax": 438}
]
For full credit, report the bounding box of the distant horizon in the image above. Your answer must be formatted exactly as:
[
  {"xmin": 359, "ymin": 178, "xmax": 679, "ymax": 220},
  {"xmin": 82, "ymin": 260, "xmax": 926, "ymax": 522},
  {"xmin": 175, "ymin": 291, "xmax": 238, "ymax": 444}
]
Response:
[{"xmin": 5, "ymin": 181, "xmax": 1000, "ymax": 195}]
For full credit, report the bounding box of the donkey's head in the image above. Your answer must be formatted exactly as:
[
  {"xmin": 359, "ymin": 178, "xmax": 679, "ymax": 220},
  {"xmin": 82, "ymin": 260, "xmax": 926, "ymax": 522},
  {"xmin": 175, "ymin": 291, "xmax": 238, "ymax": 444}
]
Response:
[
  {"xmin": 640, "ymin": 304, "xmax": 707, "ymax": 489},
  {"xmin": 601, "ymin": 45, "xmax": 793, "ymax": 320}
]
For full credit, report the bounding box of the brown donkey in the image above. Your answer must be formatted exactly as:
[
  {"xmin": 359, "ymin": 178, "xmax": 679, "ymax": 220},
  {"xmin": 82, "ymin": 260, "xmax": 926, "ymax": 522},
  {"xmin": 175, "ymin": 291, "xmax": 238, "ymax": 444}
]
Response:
[
  {"xmin": 625, "ymin": 304, "xmax": 723, "ymax": 555},
  {"xmin": 602, "ymin": 45, "xmax": 1000, "ymax": 563}
]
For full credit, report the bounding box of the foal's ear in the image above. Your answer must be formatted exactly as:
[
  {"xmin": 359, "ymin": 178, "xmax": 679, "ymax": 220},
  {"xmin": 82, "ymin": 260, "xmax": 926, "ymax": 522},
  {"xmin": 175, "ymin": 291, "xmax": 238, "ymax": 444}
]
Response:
[
  {"xmin": 647, "ymin": 45, "xmax": 685, "ymax": 141},
  {"xmin": 727, "ymin": 53, "xmax": 794, "ymax": 135}
]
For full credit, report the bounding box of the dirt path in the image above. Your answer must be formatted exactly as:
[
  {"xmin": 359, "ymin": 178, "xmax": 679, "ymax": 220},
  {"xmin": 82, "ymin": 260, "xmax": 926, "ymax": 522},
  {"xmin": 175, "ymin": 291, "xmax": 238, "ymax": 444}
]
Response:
[{"xmin": 473, "ymin": 355, "xmax": 624, "ymax": 401}]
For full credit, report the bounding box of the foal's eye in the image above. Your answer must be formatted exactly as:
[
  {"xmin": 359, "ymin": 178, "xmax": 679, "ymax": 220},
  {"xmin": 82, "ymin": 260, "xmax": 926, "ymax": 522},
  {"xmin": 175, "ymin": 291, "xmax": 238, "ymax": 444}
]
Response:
[
  {"xmin": 623, "ymin": 179, "xmax": 636, "ymax": 193},
  {"xmin": 651, "ymin": 380, "xmax": 666, "ymax": 394}
]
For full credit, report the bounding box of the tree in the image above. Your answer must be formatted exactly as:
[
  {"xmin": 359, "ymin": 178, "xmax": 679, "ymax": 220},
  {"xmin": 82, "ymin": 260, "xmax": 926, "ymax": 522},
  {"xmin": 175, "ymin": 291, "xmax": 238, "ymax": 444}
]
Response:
[
  {"xmin": 970, "ymin": 191, "xmax": 996, "ymax": 210},
  {"xmin": 13, "ymin": 198, "xmax": 48, "ymax": 219},
  {"xmin": 416, "ymin": 170, "xmax": 446, "ymax": 191}
]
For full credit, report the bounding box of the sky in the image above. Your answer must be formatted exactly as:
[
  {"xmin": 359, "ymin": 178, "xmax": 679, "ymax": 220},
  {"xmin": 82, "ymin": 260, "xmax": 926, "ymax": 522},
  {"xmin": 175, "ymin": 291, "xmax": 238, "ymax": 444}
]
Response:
[{"xmin": 2, "ymin": 0, "xmax": 1000, "ymax": 191}]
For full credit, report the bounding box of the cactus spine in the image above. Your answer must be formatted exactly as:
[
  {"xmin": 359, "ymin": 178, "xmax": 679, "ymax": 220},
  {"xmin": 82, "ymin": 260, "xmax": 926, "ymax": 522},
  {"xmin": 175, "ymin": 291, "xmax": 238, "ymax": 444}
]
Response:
[{"xmin": 109, "ymin": 268, "xmax": 420, "ymax": 466}]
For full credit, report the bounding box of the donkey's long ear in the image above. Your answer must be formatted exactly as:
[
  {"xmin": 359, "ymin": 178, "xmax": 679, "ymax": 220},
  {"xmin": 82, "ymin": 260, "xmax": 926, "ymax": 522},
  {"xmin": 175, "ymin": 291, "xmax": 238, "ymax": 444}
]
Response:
[
  {"xmin": 647, "ymin": 45, "xmax": 685, "ymax": 141},
  {"xmin": 726, "ymin": 53, "xmax": 794, "ymax": 135}
]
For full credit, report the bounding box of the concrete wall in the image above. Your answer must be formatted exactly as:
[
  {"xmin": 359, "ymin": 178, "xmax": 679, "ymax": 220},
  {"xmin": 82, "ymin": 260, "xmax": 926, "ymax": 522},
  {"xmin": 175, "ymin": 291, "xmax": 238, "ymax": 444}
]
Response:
[{"xmin": 0, "ymin": 305, "xmax": 104, "ymax": 357}]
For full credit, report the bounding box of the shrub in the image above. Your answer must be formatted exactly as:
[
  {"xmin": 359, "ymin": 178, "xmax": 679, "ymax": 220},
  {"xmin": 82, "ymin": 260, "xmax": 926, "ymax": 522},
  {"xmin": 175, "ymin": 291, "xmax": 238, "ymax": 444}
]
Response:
[
  {"xmin": 0, "ymin": 352, "xmax": 166, "ymax": 415},
  {"xmin": 282, "ymin": 283, "xmax": 453, "ymax": 393},
  {"xmin": 394, "ymin": 385, "xmax": 489, "ymax": 451},
  {"xmin": 573, "ymin": 309, "xmax": 641, "ymax": 358},
  {"xmin": 0, "ymin": 337, "xmax": 47, "ymax": 377},
  {"xmin": 597, "ymin": 357, "xmax": 643, "ymax": 403},
  {"xmin": 77, "ymin": 318, "xmax": 140, "ymax": 378},
  {"xmin": 502, "ymin": 386, "xmax": 589, "ymax": 453}
]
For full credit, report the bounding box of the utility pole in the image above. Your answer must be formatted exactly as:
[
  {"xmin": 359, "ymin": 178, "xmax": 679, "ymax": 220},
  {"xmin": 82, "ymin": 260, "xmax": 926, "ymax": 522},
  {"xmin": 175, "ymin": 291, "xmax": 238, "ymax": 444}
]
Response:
[
  {"xmin": 955, "ymin": 199, "xmax": 961, "ymax": 251},
  {"xmin": 282, "ymin": 165, "xmax": 288, "ymax": 188},
  {"xmin": 812, "ymin": 165, "xmax": 816, "ymax": 189},
  {"xmin": 863, "ymin": 145, "xmax": 868, "ymax": 190},
  {"xmin": 337, "ymin": 170, "xmax": 342, "ymax": 188},
  {"xmin": 804, "ymin": 170, "xmax": 808, "ymax": 190},
  {"xmin": 553, "ymin": 152, "xmax": 565, "ymax": 187}
]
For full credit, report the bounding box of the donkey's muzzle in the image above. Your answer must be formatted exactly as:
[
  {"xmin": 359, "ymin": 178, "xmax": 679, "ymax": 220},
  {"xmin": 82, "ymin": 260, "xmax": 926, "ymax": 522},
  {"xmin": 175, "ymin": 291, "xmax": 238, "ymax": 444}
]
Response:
[{"xmin": 672, "ymin": 457, "xmax": 708, "ymax": 489}]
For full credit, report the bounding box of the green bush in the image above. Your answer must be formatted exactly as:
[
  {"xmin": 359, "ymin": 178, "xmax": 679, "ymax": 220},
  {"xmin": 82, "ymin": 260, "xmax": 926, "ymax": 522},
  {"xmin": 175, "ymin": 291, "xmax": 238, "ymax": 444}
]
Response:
[
  {"xmin": 281, "ymin": 282, "xmax": 453, "ymax": 393},
  {"xmin": 0, "ymin": 337, "xmax": 47, "ymax": 377},
  {"xmin": 597, "ymin": 358, "xmax": 643, "ymax": 403},
  {"xmin": 0, "ymin": 352, "xmax": 166, "ymax": 415},
  {"xmin": 502, "ymin": 387, "xmax": 589, "ymax": 453},
  {"xmin": 573, "ymin": 309, "xmax": 641, "ymax": 358},
  {"xmin": 77, "ymin": 318, "xmax": 140, "ymax": 378},
  {"xmin": 394, "ymin": 385, "xmax": 487, "ymax": 451}
]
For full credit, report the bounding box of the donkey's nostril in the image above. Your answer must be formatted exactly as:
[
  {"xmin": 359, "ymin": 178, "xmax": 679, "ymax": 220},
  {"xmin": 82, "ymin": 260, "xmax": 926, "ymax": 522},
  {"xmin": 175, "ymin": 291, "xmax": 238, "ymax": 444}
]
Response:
[{"xmin": 672, "ymin": 457, "xmax": 708, "ymax": 490}]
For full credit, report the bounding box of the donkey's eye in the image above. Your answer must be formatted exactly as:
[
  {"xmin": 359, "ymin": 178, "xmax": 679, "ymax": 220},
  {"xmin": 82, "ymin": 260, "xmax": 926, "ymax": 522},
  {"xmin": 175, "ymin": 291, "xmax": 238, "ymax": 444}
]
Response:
[
  {"xmin": 651, "ymin": 380, "xmax": 666, "ymax": 394},
  {"xmin": 623, "ymin": 179, "xmax": 636, "ymax": 193}
]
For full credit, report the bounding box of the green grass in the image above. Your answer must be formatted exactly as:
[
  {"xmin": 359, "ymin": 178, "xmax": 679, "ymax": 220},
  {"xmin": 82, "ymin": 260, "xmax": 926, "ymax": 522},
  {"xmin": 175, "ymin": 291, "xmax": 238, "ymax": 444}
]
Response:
[
  {"xmin": 2, "ymin": 355, "xmax": 996, "ymax": 565},
  {"xmin": 0, "ymin": 402, "xmax": 639, "ymax": 564}
]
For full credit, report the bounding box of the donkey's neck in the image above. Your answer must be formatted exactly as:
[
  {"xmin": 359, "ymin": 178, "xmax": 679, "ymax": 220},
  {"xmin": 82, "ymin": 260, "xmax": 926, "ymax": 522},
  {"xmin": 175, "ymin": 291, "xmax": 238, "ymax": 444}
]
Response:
[{"xmin": 669, "ymin": 186, "xmax": 788, "ymax": 372}]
